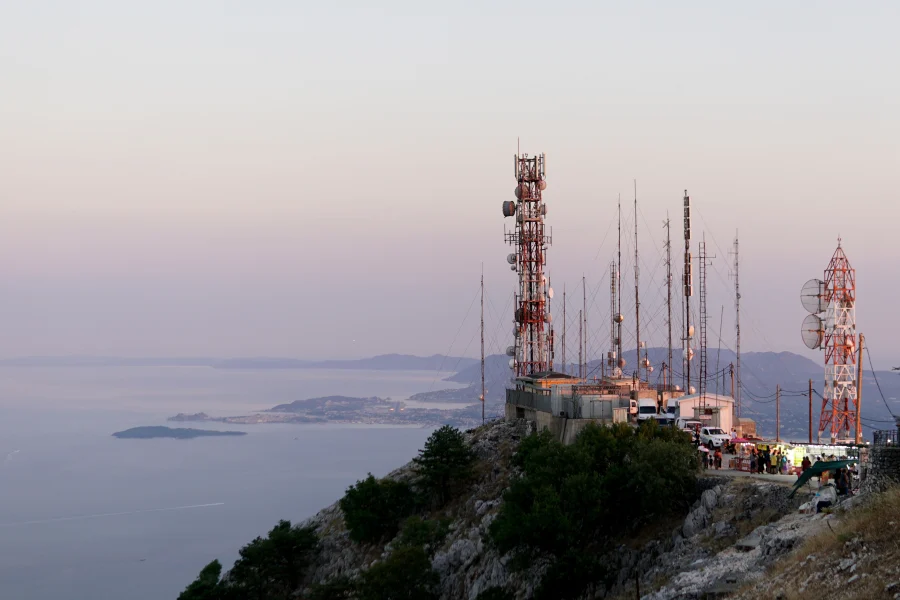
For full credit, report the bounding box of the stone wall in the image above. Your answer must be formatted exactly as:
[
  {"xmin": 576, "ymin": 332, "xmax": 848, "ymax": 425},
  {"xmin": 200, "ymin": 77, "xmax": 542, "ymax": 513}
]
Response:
[{"xmin": 862, "ymin": 446, "xmax": 900, "ymax": 492}]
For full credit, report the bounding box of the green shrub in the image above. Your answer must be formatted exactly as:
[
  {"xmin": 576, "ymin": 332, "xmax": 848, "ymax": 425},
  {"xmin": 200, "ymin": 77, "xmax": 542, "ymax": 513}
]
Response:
[
  {"xmin": 474, "ymin": 586, "xmax": 515, "ymax": 600},
  {"xmin": 357, "ymin": 544, "xmax": 438, "ymax": 600},
  {"xmin": 227, "ymin": 520, "xmax": 319, "ymax": 599},
  {"xmin": 177, "ymin": 560, "xmax": 224, "ymax": 600},
  {"xmin": 413, "ymin": 425, "xmax": 476, "ymax": 506},
  {"xmin": 178, "ymin": 521, "xmax": 318, "ymax": 600},
  {"xmin": 307, "ymin": 576, "xmax": 358, "ymax": 600},
  {"xmin": 340, "ymin": 474, "xmax": 418, "ymax": 543},
  {"xmin": 489, "ymin": 421, "xmax": 699, "ymax": 599},
  {"xmin": 398, "ymin": 516, "xmax": 450, "ymax": 555}
]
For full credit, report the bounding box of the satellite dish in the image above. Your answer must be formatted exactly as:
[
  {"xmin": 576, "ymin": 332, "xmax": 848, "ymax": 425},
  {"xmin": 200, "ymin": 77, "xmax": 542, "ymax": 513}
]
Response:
[
  {"xmin": 508, "ymin": 359, "xmax": 515, "ymax": 369},
  {"xmin": 801, "ymin": 278, "xmax": 826, "ymax": 314},
  {"xmin": 547, "ymin": 287, "xmax": 554, "ymax": 299},
  {"xmin": 506, "ymin": 346, "xmax": 516, "ymax": 357},
  {"xmin": 801, "ymin": 314, "xmax": 824, "ymax": 350},
  {"xmin": 507, "ymin": 253, "xmax": 517, "ymax": 265},
  {"xmin": 687, "ymin": 325, "xmax": 695, "ymax": 338}
]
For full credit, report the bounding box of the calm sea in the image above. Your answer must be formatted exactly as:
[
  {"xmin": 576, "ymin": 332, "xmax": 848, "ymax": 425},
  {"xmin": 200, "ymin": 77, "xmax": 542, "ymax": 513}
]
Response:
[{"xmin": 0, "ymin": 367, "xmax": 463, "ymax": 600}]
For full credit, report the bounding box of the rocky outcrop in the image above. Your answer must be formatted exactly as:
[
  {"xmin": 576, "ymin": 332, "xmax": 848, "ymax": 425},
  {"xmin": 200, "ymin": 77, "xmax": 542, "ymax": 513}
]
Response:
[{"xmin": 299, "ymin": 418, "xmax": 548, "ymax": 600}]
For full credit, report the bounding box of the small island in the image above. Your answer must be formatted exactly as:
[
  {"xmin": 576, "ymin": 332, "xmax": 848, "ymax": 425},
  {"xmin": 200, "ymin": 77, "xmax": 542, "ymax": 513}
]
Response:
[{"xmin": 112, "ymin": 426, "xmax": 247, "ymax": 439}]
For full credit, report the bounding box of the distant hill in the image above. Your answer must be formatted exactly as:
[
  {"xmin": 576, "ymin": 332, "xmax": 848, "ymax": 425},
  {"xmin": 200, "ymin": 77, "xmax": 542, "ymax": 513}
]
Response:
[
  {"xmin": 0, "ymin": 354, "xmax": 477, "ymax": 373},
  {"xmin": 112, "ymin": 426, "xmax": 246, "ymax": 439},
  {"xmin": 267, "ymin": 396, "xmax": 387, "ymax": 413},
  {"xmin": 307, "ymin": 354, "xmax": 478, "ymax": 372},
  {"xmin": 0, "ymin": 356, "xmax": 219, "ymax": 367}
]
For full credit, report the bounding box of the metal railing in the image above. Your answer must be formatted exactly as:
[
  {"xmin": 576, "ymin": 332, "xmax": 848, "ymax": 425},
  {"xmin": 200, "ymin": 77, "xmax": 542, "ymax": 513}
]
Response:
[{"xmin": 873, "ymin": 429, "xmax": 899, "ymax": 446}]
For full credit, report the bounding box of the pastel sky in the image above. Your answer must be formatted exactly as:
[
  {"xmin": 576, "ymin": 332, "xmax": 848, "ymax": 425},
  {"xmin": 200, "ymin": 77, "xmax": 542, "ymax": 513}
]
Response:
[{"xmin": 1, "ymin": 1, "xmax": 898, "ymax": 365}]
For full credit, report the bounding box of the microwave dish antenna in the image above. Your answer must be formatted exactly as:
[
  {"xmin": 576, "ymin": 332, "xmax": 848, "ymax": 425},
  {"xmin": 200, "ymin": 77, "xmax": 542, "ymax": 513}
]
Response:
[
  {"xmin": 801, "ymin": 278, "xmax": 826, "ymax": 314},
  {"xmin": 801, "ymin": 314, "xmax": 824, "ymax": 350}
]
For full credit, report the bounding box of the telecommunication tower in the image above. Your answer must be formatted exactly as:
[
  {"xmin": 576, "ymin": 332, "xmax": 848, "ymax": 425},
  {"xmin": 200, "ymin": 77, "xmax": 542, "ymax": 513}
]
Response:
[
  {"xmin": 503, "ymin": 152, "xmax": 553, "ymax": 377},
  {"xmin": 800, "ymin": 240, "xmax": 858, "ymax": 443}
]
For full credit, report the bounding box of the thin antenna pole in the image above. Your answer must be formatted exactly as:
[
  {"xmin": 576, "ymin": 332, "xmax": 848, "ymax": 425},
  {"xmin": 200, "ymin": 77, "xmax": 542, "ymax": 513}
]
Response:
[
  {"xmin": 856, "ymin": 333, "xmax": 864, "ymax": 444},
  {"xmin": 583, "ymin": 275, "xmax": 587, "ymax": 380},
  {"xmin": 562, "ymin": 286, "xmax": 567, "ymax": 375},
  {"xmin": 634, "ymin": 181, "xmax": 642, "ymax": 382},
  {"xmin": 684, "ymin": 191, "xmax": 692, "ymax": 395},
  {"xmin": 481, "ymin": 265, "xmax": 485, "ymax": 425},
  {"xmin": 617, "ymin": 195, "xmax": 623, "ymax": 368},
  {"xmin": 578, "ymin": 309, "xmax": 583, "ymax": 380},
  {"xmin": 665, "ymin": 215, "xmax": 673, "ymax": 390},
  {"xmin": 735, "ymin": 234, "xmax": 741, "ymax": 415},
  {"xmin": 715, "ymin": 305, "xmax": 724, "ymax": 395},
  {"xmin": 776, "ymin": 384, "xmax": 781, "ymax": 443}
]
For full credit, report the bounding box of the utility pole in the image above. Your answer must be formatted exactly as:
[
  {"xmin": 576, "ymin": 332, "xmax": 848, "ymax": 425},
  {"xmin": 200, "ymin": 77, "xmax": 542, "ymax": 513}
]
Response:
[
  {"xmin": 634, "ymin": 182, "xmax": 642, "ymax": 382},
  {"xmin": 808, "ymin": 379, "xmax": 814, "ymax": 444},
  {"xmin": 562, "ymin": 286, "xmax": 566, "ymax": 375},
  {"xmin": 480, "ymin": 266, "xmax": 485, "ymax": 425},
  {"xmin": 665, "ymin": 216, "xmax": 673, "ymax": 389},
  {"xmin": 857, "ymin": 333, "xmax": 865, "ymax": 445},
  {"xmin": 776, "ymin": 384, "xmax": 781, "ymax": 443}
]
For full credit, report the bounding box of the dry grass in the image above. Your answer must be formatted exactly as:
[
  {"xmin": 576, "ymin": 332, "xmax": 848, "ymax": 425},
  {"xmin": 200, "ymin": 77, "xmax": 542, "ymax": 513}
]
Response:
[{"xmin": 730, "ymin": 487, "xmax": 900, "ymax": 600}]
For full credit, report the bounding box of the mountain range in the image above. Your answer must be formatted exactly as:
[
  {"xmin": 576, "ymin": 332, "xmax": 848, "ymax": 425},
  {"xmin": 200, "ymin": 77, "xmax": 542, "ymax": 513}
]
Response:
[{"xmin": 0, "ymin": 353, "xmax": 478, "ymax": 372}]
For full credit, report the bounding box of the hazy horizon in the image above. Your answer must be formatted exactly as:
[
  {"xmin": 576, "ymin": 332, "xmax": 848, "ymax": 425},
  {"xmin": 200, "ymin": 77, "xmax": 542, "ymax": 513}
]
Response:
[{"xmin": 3, "ymin": 2, "xmax": 898, "ymax": 369}]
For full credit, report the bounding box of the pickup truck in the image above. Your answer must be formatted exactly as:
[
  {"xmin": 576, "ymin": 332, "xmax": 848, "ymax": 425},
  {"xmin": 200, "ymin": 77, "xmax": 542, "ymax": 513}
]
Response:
[{"xmin": 699, "ymin": 426, "xmax": 730, "ymax": 448}]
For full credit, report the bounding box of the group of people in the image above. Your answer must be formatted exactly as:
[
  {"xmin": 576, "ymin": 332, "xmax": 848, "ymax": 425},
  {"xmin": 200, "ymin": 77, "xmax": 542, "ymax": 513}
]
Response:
[
  {"xmin": 749, "ymin": 446, "xmax": 792, "ymax": 475},
  {"xmin": 699, "ymin": 443, "xmax": 723, "ymax": 470}
]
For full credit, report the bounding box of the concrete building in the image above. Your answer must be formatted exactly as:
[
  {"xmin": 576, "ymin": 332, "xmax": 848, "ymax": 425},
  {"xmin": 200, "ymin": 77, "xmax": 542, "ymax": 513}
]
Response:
[
  {"xmin": 505, "ymin": 372, "xmax": 686, "ymax": 444},
  {"xmin": 674, "ymin": 393, "xmax": 736, "ymax": 433}
]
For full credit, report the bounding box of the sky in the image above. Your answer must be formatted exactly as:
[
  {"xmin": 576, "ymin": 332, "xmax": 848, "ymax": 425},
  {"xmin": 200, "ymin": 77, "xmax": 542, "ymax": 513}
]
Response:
[{"xmin": 1, "ymin": 1, "xmax": 898, "ymax": 366}]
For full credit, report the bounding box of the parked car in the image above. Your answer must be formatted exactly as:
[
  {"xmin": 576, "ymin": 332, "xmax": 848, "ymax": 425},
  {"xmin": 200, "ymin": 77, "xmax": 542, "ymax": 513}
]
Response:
[
  {"xmin": 700, "ymin": 426, "xmax": 730, "ymax": 448},
  {"xmin": 676, "ymin": 418, "xmax": 703, "ymax": 435}
]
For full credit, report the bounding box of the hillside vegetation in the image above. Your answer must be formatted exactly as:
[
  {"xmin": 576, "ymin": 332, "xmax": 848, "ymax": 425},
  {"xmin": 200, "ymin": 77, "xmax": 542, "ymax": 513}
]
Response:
[{"xmin": 176, "ymin": 419, "xmax": 701, "ymax": 600}]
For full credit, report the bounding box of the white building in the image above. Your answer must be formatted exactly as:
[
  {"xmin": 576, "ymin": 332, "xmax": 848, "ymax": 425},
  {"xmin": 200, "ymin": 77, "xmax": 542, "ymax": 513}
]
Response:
[{"xmin": 675, "ymin": 393, "xmax": 736, "ymax": 433}]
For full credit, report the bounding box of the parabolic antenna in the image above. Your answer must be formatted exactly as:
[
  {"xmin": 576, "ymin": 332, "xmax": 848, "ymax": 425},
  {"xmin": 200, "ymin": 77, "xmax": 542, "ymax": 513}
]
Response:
[
  {"xmin": 547, "ymin": 287, "xmax": 554, "ymax": 299},
  {"xmin": 801, "ymin": 314, "xmax": 824, "ymax": 350},
  {"xmin": 801, "ymin": 278, "xmax": 826, "ymax": 314}
]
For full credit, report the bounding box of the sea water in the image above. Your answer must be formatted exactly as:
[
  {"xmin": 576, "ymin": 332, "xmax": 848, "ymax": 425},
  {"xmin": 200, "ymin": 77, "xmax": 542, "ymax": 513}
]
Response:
[{"xmin": 0, "ymin": 367, "xmax": 457, "ymax": 600}]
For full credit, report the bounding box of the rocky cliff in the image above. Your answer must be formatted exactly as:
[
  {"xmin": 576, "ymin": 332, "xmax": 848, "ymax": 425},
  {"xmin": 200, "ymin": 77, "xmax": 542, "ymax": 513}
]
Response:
[{"xmin": 289, "ymin": 419, "xmax": 883, "ymax": 600}]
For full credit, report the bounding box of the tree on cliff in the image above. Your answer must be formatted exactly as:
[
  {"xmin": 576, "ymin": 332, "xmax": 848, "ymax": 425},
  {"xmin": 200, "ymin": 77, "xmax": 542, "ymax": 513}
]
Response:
[
  {"xmin": 489, "ymin": 420, "xmax": 698, "ymax": 599},
  {"xmin": 339, "ymin": 474, "xmax": 418, "ymax": 543},
  {"xmin": 413, "ymin": 425, "xmax": 476, "ymax": 506},
  {"xmin": 177, "ymin": 520, "xmax": 318, "ymax": 600}
]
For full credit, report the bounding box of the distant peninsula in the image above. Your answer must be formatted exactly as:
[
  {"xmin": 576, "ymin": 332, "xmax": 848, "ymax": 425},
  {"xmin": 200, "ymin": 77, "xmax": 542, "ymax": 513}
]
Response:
[{"xmin": 112, "ymin": 426, "xmax": 247, "ymax": 439}]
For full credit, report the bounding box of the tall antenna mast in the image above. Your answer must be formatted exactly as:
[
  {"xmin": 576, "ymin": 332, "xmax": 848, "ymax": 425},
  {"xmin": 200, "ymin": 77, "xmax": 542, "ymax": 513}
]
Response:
[
  {"xmin": 609, "ymin": 261, "xmax": 619, "ymax": 377},
  {"xmin": 582, "ymin": 275, "xmax": 587, "ymax": 380},
  {"xmin": 731, "ymin": 233, "xmax": 742, "ymax": 416},
  {"xmin": 562, "ymin": 286, "xmax": 567, "ymax": 374},
  {"xmin": 504, "ymin": 150, "xmax": 552, "ymax": 377},
  {"xmin": 683, "ymin": 191, "xmax": 693, "ymax": 393},
  {"xmin": 578, "ymin": 309, "xmax": 583, "ymax": 380},
  {"xmin": 617, "ymin": 195, "xmax": 624, "ymax": 372},
  {"xmin": 665, "ymin": 215, "xmax": 673, "ymax": 389},
  {"xmin": 480, "ymin": 266, "xmax": 485, "ymax": 425},
  {"xmin": 634, "ymin": 181, "xmax": 642, "ymax": 381},
  {"xmin": 699, "ymin": 235, "xmax": 713, "ymax": 408}
]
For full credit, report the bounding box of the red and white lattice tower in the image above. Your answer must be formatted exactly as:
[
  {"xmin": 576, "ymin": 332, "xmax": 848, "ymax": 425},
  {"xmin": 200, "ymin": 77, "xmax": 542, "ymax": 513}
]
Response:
[
  {"xmin": 502, "ymin": 152, "xmax": 553, "ymax": 377},
  {"xmin": 819, "ymin": 240, "xmax": 858, "ymax": 443}
]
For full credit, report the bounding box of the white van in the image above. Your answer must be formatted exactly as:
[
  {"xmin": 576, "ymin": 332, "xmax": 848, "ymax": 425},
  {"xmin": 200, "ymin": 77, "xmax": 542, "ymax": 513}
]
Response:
[{"xmin": 637, "ymin": 398, "xmax": 657, "ymax": 421}]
